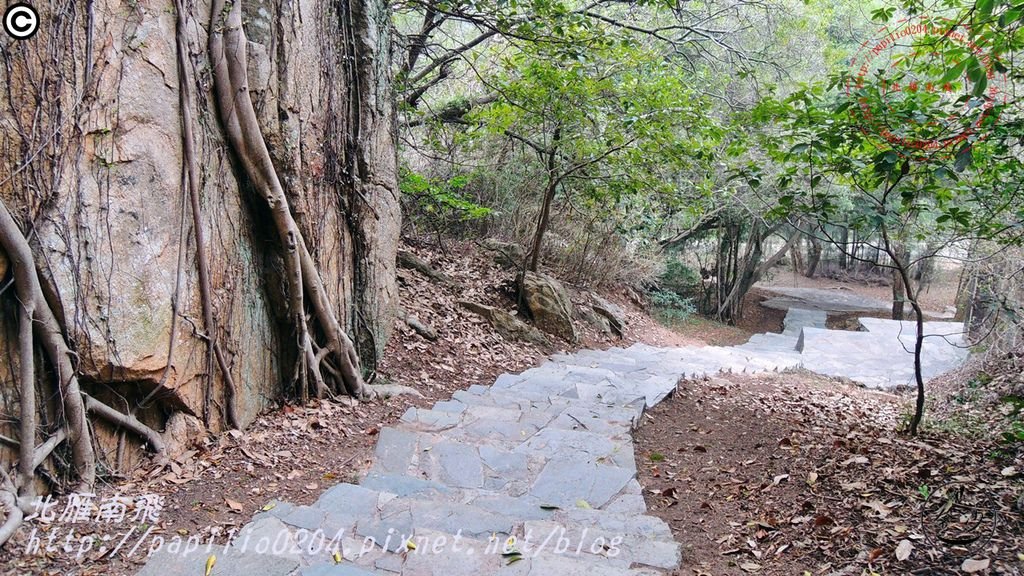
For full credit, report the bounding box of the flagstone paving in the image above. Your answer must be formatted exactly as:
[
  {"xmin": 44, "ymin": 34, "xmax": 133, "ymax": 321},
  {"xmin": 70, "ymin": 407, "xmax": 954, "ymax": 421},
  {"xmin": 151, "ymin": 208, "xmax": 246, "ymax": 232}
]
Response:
[{"xmin": 137, "ymin": 308, "xmax": 968, "ymax": 575}]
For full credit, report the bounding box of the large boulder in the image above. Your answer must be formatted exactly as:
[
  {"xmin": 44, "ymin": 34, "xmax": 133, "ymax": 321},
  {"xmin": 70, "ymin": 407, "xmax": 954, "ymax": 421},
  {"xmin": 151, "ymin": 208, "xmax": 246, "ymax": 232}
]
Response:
[
  {"xmin": 480, "ymin": 239, "xmax": 526, "ymax": 269},
  {"xmin": 0, "ymin": 0, "xmax": 400, "ymax": 465},
  {"xmin": 459, "ymin": 301, "xmax": 550, "ymax": 346},
  {"xmin": 592, "ymin": 295, "xmax": 626, "ymax": 337},
  {"xmin": 580, "ymin": 308, "xmax": 614, "ymax": 335},
  {"xmin": 521, "ymin": 272, "xmax": 578, "ymax": 343}
]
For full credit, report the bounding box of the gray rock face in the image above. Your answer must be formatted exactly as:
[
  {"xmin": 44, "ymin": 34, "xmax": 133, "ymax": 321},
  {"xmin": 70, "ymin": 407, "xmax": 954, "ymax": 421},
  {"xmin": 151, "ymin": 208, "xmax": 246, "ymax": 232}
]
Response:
[
  {"xmin": 481, "ymin": 239, "xmax": 527, "ymax": 269},
  {"xmin": 522, "ymin": 272, "xmax": 578, "ymax": 342},
  {"xmin": 0, "ymin": 0, "xmax": 400, "ymax": 461},
  {"xmin": 581, "ymin": 308, "xmax": 615, "ymax": 335},
  {"xmin": 592, "ymin": 295, "xmax": 626, "ymax": 337}
]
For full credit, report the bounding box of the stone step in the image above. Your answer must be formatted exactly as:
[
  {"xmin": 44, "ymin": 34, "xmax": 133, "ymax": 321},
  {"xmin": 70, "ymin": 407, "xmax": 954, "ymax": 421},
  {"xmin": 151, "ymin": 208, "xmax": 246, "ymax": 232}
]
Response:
[
  {"xmin": 422, "ymin": 394, "xmax": 638, "ymax": 436},
  {"xmin": 311, "ymin": 483, "xmax": 678, "ymax": 573},
  {"xmin": 455, "ymin": 384, "xmax": 647, "ymax": 421},
  {"xmin": 474, "ymin": 379, "xmax": 654, "ymax": 417},
  {"xmin": 359, "ymin": 449, "xmax": 645, "ymax": 515},
  {"xmin": 782, "ymin": 308, "xmax": 827, "ymax": 335},
  {"xmin": 368, "ymin": 425, "xmax": 637, "ymax": 498},
  {"xmin": 226, "ymin": 484, "xmax": 679, "ymax": 574},
  {"xmin": 495, "ymin": 365, "xmax": 678, "ymax": 408},
  {"xmin": 744, "ymin": 332, "xmax": 798, "ymax": 348}
]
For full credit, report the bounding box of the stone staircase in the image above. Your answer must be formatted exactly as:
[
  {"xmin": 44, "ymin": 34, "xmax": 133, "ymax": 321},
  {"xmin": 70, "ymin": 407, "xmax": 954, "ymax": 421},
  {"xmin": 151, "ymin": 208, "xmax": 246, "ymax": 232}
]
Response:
[{"xmin": 137, "ymin": 308, "xmax": 967, "ymax": 575}]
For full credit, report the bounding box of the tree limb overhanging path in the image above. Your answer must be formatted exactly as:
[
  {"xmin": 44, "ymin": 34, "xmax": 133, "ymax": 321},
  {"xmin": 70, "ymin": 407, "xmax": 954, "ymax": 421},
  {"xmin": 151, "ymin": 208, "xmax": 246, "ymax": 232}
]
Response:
[{"xmin": 137, "ymin": 310, "xmax": 968, "ymax": 575}]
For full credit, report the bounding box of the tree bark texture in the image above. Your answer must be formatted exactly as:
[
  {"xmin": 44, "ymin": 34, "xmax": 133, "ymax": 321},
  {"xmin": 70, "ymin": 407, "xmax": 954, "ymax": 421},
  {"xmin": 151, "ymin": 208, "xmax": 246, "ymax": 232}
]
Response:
[{"xmin": 0, "ymin": 0, "xmax": 399, "ymax": 473}]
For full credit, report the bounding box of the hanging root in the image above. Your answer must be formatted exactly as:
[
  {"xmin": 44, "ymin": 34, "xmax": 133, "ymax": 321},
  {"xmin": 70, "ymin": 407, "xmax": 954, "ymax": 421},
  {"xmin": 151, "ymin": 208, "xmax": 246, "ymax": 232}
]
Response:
[
  {"xmin": 209, "ymin": 0, "xmax": 370, "ymax": 400},
  {"xmin": 173, "ymin": 0, "xmax": 241, "ymax": 428},
  {"xmin": 16, "ymin": 299, "xmax": 35, "ymax": 500}
]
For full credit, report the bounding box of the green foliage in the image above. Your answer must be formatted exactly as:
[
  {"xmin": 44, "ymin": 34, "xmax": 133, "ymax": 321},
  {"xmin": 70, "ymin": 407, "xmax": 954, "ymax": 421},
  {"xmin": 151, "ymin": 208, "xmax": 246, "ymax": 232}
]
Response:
[
  {"xmin": 467, "ymin": 33, "xmax": 717, "ymax": 210},
  {"xmin": 917, "ymin": 484, "xmax": 931, "ymax": 500},
  {"xmin": 999, "ymin": 395, "xmax": 1024, "ymax": 446},
  {"xmin": 400, "ymin": 167, "xmax": 492, "ymax": 223},
  {"xmin": 1003, "ymin": 420, "xmax": 1024, "ymax": 444},
  {"xmin": 650, "ymin": 289, "xmax": 697, "ymax": 323},
  {"xmin": 659, "ymin": 259, "xmax": 701, "ymax": 297},
  {"xmin": 756, "ymin": 3, "xmax": 1024, "ymax": 253}
]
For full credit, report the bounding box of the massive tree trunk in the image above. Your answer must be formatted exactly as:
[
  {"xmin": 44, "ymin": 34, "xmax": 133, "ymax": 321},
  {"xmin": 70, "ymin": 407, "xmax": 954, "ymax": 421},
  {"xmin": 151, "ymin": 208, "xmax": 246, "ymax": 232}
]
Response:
[{"xmin": 0, "ymin": 0, "xmax": 399, "ymax": 513}]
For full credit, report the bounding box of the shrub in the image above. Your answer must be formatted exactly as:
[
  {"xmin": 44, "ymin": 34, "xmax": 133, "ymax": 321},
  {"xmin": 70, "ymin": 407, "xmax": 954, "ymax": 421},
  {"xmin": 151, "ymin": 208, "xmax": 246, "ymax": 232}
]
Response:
[
  {"xmin": 650, "ymin": 289, "xmax": 696, "ymax": 323},
  {"xmin": 660, "ymin": 258, "xmax": 701, "ymax": 296},
  {"xmin": 400, "ymin": 168, "xmax": 492, "ymax": 241}
]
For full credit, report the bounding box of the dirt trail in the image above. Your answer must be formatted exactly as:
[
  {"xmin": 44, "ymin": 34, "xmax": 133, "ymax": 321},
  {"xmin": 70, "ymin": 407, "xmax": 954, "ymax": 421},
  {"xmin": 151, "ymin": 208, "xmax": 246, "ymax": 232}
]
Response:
[{"xmin": 635, "ymin": 371, "xmax": 1023, "ymax": 575}]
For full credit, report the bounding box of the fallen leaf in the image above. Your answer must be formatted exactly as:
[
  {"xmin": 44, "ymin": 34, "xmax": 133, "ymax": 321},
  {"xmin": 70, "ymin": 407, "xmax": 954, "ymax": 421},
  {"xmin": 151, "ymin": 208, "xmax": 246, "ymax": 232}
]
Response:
[
  {"xmin": 806, "ymin": 471, "xmax": 818, "ymax": 486},
  {"xmin": 863, "ymin": 499, "xmax": 892, "ymax": 517},
  {"xmin": 813, "ymin": 514, "xmax": 834, "ymax": 527},
  {"xmin": 961, "ymin": 558, "xmax": 990, "ymax": 572},
  {"xmin": 895, "ymin": 539, "xmax": 913, "ymax": 561},
  {"xmin": 225, "ymin": 498, "xmax": 243, "ymax": 512},
  {"xmin": 740, "ymin": 562, "xmax": 762, "ymax": 572},
  {"xmin": 773, "ymin": 474, "xmax": 789, "ymax": 485}
]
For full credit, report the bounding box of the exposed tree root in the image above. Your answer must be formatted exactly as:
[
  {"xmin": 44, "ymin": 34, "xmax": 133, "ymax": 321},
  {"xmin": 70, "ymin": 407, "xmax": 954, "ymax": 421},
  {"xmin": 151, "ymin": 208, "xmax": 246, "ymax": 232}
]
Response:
[
  {"xmin": 0, "ymin": 486, "xmax": 23, "ymax": 549},
  {"xmin": 173, "ymin": 0, "xmax": 241, "ymax": 429},
  {"xmin": 209, "ymin": 0, "xmax": 370, "ymax": 400},
  {"xmin": 16, "ymin": 299, "xmax": 35, "ymax": 500},
  {"xmin": 0, "ymin": 197, "xmax": 95, "ymax": 488},
  {"xmin": 31, "ymin": 430, "xmax": 66, "ymax": 471},
  {"xmin": 83, "ymin": 395, "xmax": 165, "ymax": 454}
]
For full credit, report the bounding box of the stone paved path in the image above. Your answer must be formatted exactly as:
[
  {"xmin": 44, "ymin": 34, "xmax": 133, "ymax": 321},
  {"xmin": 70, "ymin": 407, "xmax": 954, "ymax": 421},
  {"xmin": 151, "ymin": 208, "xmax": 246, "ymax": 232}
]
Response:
[
  {"xmin": 759, "ymin": 285, "xmax": 956, "ymax": 319},
  {"xmin": 137, "ymin": 309, "xmax": 967, "ymax": 576}
]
